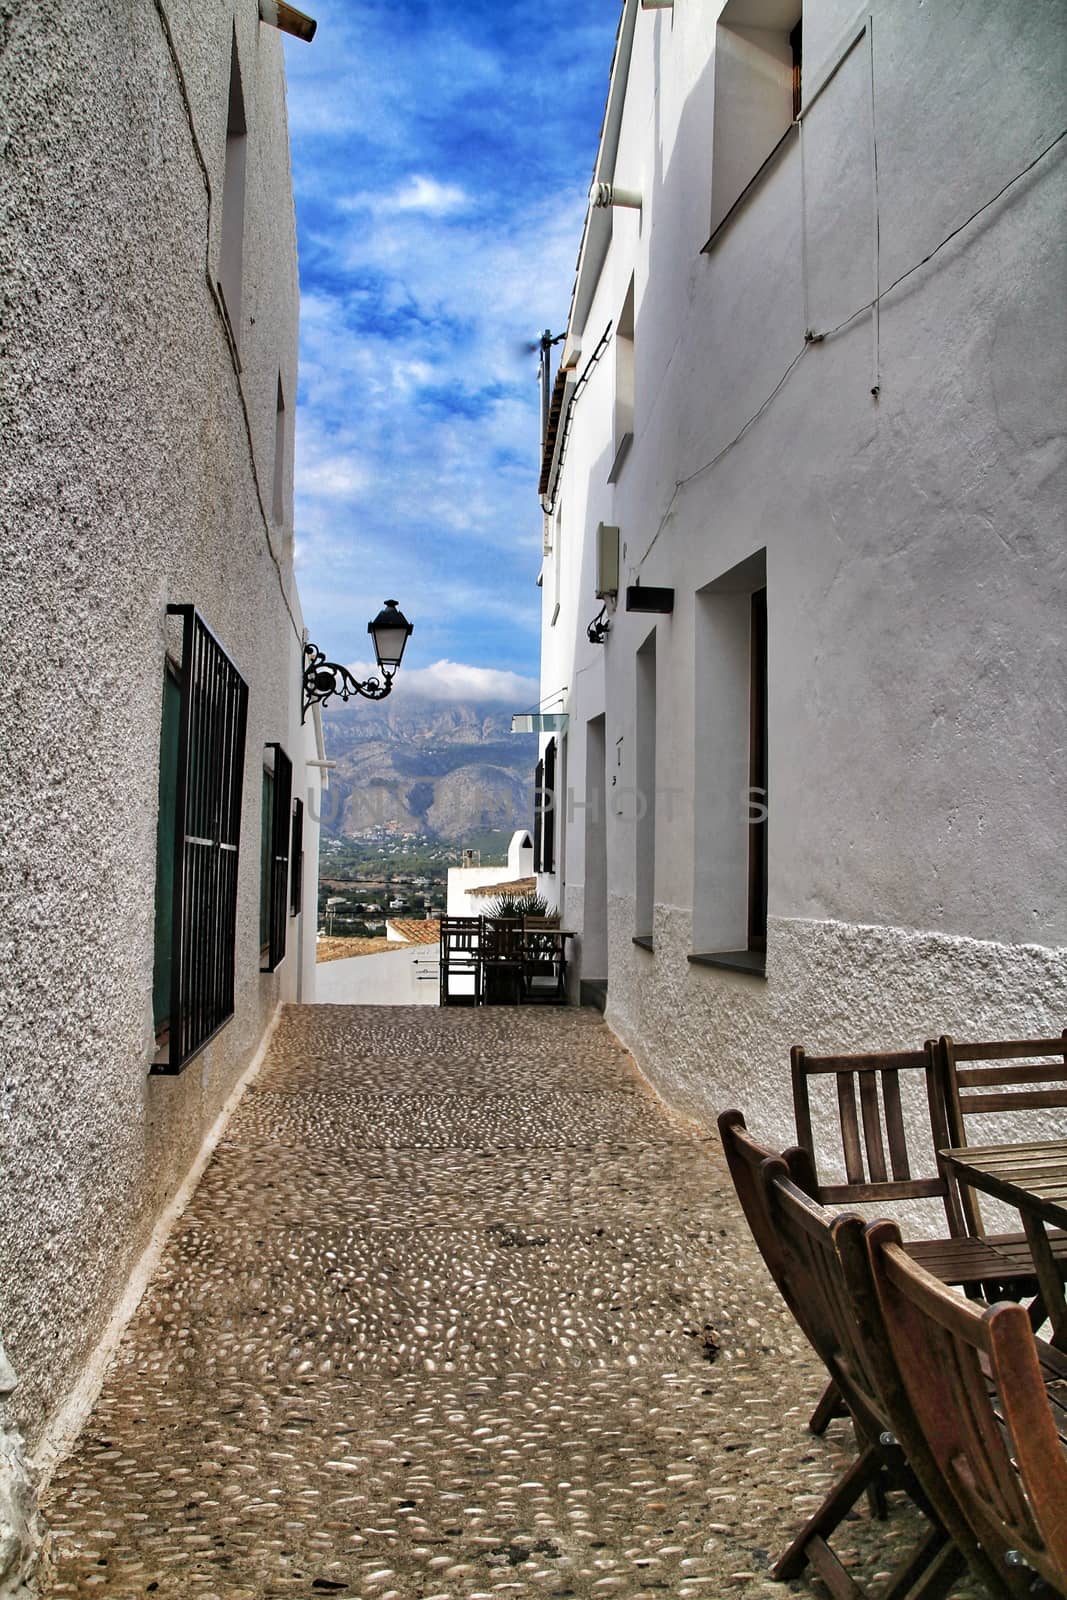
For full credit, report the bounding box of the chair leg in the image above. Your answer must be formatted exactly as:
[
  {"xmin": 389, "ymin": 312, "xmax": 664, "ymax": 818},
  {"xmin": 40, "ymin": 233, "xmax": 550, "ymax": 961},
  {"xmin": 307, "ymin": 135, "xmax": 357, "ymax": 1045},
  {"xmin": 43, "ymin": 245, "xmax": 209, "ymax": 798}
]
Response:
[
  {"xmin": 881, "ymin": 1526, "xmax": 963, "ymax": 1600},
  {"xmin": 808, "ymin": 1376, "xmax": 847, "ymax": 1434},
  {"xmin": 771, "ymin": 1444, "xmax": 882, "ymax": 1580}
]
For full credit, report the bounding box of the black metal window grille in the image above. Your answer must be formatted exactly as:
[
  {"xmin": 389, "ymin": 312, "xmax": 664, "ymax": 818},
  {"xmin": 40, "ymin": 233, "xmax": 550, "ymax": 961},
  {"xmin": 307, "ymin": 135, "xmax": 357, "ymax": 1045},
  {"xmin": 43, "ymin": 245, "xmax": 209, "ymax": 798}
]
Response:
[
  {"xmin": 290, "ymin": 798, "xmax": 304, "ymax": 917},
  {"xmin": 533, "ymin": 757, "xmax": 545, "ymax": 872},
  {"xmin": 261, "ymin": 743, "xmax": 293, "ymax": 972},
  {"xmin": 543, "ymin": 737, "xmax": 557, "ymax": 875},
  {"xmin": 154, "ymin": 605, "xmax": 249, "ymax": 1075}
]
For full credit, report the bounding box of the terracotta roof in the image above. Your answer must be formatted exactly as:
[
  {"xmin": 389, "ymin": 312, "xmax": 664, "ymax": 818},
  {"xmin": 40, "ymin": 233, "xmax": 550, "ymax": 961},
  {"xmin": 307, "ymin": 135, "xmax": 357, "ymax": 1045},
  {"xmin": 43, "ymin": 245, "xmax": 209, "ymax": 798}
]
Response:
[
  {"xmin": 316, "ymin": 937, "xmax": 407, "ymax": 964},
  {"xmin": 469, "ymin": 876, "xmax": 537, "ymax": 900},
  {"xmin": 387, "ymin": 918, "xmax": 442, "ymax": 945}
]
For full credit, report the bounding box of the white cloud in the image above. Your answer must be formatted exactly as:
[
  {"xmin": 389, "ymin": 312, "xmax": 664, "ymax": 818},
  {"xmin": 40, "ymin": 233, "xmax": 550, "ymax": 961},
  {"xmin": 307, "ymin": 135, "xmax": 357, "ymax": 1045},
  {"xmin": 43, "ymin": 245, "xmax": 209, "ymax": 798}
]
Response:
[
  {"xmin": 338, "ymin": 174, "xmax": 471, "ymax": 218},
  {"xmin": 343, "ymin": 658, "xmax": 540, "ymax": 706},
  {"xmin": 386, "ymin": 175, "xmax": 471, "ymax": 216}
]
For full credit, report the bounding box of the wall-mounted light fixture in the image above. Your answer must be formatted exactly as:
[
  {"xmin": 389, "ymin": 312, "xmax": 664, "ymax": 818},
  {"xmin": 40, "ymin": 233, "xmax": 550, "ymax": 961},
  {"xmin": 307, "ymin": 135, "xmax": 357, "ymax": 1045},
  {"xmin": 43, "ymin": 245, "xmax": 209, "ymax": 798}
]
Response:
[
  {"xmin": 592, "ymin": 182, "xmax": 642, "ymax": 211},
  {"xmin": 302, "ymin": 599, "xmax": 413, "ymax": 722},
  {"xmin": 587, "ymin": 605, "xmax": 611, "ymax": 646},
  {"xmin": 626, "ymin": 585, "xmax": 675, "ymax": 614}
]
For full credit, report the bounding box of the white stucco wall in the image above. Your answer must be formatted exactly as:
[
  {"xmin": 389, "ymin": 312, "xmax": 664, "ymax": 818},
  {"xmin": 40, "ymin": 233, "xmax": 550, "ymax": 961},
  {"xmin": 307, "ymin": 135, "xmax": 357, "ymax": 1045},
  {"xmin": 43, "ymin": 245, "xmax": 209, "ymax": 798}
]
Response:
[
  {"xmin": 0, "ymin": 0, "xmax": 316, "ymax": 1503},
  {"xmin": 316, "ymin": 946, "xmax": 440, "ymax": 1005},
  {"xmin": 537, "ymin": 0, "xmax": 1067, "ymax": 1169},
  {"xmin": 446, "ymin": 830, "xmax": 536, "ymax": 913}
]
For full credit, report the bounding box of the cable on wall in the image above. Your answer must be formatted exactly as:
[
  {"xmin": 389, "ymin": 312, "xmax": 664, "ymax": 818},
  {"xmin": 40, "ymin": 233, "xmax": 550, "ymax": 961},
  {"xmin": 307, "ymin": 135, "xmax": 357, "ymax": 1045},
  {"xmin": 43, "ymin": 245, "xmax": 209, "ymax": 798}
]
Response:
[
  {"xmin": 153, "ymin": 0, "xmax": 303, "ymax": 648},
  {"xmin": 633, "ymin": 123, "xmax": 1067, "ymax": 576}
]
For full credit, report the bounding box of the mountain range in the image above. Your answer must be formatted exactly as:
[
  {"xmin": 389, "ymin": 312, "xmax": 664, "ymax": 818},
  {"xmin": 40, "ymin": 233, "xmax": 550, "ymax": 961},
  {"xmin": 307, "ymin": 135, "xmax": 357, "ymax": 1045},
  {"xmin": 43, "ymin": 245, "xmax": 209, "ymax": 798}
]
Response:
[{"xmin": 320, "ymin": 694, "xmax": 538, "ymax": 843}]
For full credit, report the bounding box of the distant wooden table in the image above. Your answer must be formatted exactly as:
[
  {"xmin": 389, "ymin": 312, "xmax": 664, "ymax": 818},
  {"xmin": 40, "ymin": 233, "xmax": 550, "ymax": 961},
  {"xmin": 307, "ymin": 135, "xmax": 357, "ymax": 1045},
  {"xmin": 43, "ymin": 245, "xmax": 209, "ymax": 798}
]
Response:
[{"xmin": 940, "ymin": 1139, "xmax": 1067, "ymax": 1349}]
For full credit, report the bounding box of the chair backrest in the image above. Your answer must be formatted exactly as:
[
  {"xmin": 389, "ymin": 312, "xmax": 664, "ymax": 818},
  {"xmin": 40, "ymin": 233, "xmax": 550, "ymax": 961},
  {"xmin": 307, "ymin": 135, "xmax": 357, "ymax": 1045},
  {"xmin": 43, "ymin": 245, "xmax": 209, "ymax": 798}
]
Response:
[
  {"xmin": 717, "ymin": 1110, "xmax": 814, "ymax": 1322},
  {"xmin": 867, "ymin": 1216, "xmax": 1067, "ymax": 1597},
  {"xmin": 791, "ymin": 1044, "xmax": 966, "ymax": 1236},
  {"xmin": 483, "ymin": 917, "xmax": 522, "ymax": 962},
  {"xmin": 439, "ymin": 915, "xmax": 482, "ymax": 956},
  {"xmin": 719, "ymin": 1112, "xmax": 885, "ymax": 1428},
  {"xmin": 936, "ymin": 1032, "xmax": 1067, "ymax": 1237},
  {"xmin": 758, "ymin": 1155, "xmax": 893, "ymax": 1450}
]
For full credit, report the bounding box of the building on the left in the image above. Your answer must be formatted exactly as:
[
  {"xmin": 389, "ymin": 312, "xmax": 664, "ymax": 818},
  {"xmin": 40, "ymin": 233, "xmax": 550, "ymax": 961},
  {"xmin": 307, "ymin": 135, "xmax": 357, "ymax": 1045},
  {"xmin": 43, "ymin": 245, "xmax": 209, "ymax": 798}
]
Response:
[{"xmin": 0, "ymin": 1, "xmax": 322, "ymax": 1583}]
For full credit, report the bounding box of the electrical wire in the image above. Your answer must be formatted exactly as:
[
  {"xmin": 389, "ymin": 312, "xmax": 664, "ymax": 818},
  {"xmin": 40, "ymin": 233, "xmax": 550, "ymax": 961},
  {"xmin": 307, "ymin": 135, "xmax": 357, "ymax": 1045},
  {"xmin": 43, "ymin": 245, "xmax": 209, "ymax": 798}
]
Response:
[{"xmin": 633, "ymin": 123, "xmax": 1067, "ymax": 574}]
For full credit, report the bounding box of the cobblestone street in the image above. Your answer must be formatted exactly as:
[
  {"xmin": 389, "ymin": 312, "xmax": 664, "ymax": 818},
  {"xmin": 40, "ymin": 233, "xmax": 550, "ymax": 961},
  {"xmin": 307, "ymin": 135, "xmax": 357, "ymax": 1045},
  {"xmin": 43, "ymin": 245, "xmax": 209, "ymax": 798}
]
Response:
[{"xmin": 41, "ymin": 1006, "xmax": 987, "ymax": 1600}]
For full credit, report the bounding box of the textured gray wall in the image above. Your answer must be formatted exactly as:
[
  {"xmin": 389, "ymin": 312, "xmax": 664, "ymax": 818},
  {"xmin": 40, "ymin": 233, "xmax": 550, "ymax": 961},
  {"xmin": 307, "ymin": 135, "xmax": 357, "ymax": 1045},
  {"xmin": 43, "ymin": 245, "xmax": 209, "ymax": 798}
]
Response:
[{"xmin": 0, "ymin": 0, "xmax": 309, "ymax": 1456}]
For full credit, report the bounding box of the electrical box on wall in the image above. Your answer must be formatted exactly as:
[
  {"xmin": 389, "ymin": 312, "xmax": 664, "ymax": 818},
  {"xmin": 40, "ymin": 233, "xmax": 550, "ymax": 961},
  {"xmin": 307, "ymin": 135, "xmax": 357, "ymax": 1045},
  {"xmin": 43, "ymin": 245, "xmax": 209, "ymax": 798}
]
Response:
[{"xmin": 595, "ymin": 523, "xmax": 620, "ymax": 598}]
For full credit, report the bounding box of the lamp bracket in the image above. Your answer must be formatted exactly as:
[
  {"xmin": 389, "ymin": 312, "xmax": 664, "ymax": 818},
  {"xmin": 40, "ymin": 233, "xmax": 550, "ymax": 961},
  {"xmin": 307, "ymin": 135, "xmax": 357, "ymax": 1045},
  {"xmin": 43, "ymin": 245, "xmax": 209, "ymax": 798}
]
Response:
[
  {"xmin": 302, "ymin": 642, "xmax": 394, "ymax": 722},
  {"xmin": 587, "ymin": 604, "xmax": 611, "ymax": 646}
]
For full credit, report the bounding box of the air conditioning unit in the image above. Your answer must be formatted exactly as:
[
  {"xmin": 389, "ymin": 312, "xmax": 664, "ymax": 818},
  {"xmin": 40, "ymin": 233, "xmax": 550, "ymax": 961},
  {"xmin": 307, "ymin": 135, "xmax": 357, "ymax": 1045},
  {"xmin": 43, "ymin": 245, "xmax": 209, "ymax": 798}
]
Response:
[{"xmin": 595, "ymin": 522, "xmax": 620, "ymax": 598}]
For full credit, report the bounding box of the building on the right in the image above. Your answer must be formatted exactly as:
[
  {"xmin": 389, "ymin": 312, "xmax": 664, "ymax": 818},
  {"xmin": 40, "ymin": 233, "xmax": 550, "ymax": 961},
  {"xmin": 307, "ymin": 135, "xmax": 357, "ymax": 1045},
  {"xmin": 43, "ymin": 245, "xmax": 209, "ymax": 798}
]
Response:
[{"xmin": 535, "ymin": 0, "xmax": 1067, "ymax": 1142}]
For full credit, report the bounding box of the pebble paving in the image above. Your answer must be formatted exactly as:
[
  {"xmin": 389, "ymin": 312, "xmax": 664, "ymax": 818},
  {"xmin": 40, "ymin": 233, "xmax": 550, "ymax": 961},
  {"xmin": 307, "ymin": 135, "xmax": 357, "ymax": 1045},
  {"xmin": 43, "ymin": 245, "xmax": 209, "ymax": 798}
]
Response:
[{"xmin": 41, "ymin": 1005, "xmax": 990, "ymax": 1600}]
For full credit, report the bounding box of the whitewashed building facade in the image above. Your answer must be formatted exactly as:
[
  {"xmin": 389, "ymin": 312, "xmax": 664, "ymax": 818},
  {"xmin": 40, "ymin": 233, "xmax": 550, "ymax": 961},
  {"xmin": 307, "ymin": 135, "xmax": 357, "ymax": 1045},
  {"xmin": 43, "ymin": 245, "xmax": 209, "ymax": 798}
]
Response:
[
  {"xmin": 0, "ymin": 0, "xmax": 321, "ymax": 1579},
  {"xmin": 535, "ymin": 0, "xmax": 1066, "ymax": 1136}
]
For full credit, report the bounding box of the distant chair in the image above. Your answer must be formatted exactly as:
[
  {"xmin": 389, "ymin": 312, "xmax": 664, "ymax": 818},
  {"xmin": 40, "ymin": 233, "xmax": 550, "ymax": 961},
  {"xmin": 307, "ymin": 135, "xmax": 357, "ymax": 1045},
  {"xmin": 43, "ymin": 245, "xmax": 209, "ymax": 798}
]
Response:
[
  {"xmin": 520, "ymin": 914, "xmax": 567, "ymax": 1003},
  {"xmin": 481, "ymin": 916, "xmax": 524, "ymax": 1005},
  {"xmin": 438, "ymin": 916, "xmax": 482, "ymax": 1006}
]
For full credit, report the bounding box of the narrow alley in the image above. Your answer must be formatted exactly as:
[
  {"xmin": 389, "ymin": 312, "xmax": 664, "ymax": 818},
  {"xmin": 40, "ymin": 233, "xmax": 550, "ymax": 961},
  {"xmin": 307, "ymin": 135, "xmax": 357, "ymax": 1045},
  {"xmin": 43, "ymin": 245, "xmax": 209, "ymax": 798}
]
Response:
[{"xmin": 40, "ymin": 1007, "xmax": 983, "ymax": 1599}]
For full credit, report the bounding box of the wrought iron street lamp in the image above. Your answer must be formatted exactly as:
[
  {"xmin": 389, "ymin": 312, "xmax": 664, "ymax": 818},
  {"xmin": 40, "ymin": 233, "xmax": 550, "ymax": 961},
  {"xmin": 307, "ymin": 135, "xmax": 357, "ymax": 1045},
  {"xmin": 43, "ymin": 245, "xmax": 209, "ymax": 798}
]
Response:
[{"xmin": 302, "ymin": 600, "xmax": 414, "ymax": 722}]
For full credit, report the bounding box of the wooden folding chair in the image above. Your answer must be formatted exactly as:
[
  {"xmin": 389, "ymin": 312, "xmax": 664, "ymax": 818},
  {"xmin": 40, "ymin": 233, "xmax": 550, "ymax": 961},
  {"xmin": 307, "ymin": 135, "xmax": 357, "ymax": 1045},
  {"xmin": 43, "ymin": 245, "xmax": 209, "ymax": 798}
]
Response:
[
  {"xmin": 792, "ymin": 1045, "xmax": 1043, "ymax": 1288},
  {"xmin": 718, "ymin": 1111, "xmax": 968, "ymax": 1600},
  {"xmin": 867, "ymin": 1215, "xmax": 1067, "ymax": 1599},
  {"xmin": 481, "ymin": 916, "xmax": 524, "ymax": 1005},
  {"xmin": 936, "ymin": 1031, "xmax": 1067, "ymax": 1257},
  {"xmin": 438, "ymin": 915, "xmax": 482, "ymax": 1006},
  {"xmin": 520, "ymin": 915, "xmax": 567, "ymax": 1003}
]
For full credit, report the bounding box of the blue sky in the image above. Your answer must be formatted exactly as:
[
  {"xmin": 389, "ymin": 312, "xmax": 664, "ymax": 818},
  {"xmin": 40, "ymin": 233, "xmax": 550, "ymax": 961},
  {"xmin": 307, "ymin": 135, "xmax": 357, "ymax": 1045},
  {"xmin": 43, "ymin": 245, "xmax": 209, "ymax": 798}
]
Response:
[{"xmin": 283, "ymin": 0, "xmax": 620, "ymax": 703}]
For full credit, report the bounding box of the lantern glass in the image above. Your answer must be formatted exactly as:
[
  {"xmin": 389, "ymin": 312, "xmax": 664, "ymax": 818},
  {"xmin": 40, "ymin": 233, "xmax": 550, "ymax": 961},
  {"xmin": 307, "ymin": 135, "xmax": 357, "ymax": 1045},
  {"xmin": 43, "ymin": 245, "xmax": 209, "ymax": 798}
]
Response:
[{"xmin": 368, "ymin": 600, "xmax": 413, "ymax": 671}]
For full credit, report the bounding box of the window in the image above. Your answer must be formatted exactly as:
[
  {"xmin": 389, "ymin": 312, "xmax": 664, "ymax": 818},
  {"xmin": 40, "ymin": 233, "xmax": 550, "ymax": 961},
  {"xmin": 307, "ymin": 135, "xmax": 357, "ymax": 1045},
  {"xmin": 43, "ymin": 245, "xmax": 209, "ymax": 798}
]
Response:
[
  {"xmin": 610, "ymin": 276, "xmax": 635, "ymax": 483},
  {"xmin": 634, "ymin": 631, "xmax": 657, "ymax": 946},
  {"xmin": 543, "ymin": 737, "xmax": 557, "ymax": 875},
  {"xmin": 152, "ymin": 606, "xmax": 249, "ymax": 1073},
  {"xmin": 219, "ymin": 32, "xmax": 247, "ymax": 337},
  {"xmin": 533, "ymin": 756, "xmax": 545, "ymax": 872},
  {"xmin": 260, "ymin": 743, "xmax": 293, "ymax": 972},
  {"xmin": 691, "ymin": 553, "xmax": 768, "ymax": 976},
  {"xmin": 290, "ymin": 798, "xmax": 304, "ymax": 917},
  {"xmin": 710, "ymin": 0, "xmax": 802, "ymax": 237},
  {"xmin": 272, "ymin": 375, "xmax": 287, "ymax": 525},
  {"xmin": 533, "ymin": 742, "xmax": 558, "ymax": 875}
]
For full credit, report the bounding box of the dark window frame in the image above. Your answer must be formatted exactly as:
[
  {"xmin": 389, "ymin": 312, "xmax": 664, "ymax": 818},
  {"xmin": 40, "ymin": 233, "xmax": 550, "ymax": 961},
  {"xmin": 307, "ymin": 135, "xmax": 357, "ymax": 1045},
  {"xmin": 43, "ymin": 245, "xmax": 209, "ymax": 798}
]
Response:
[
  {"xmin": 152, "ymin": 605, "xmax": 249, "ymax": 1075},
  {"xmin": 260, "ymin": 743, "xmax": 292, "ymax": 973},
  {"xmin": 533, "ymin": 757, "xmax": 545, "ymax": 872},
  {"xmin": 542, "ymin": 737, "xmax": 557, "ymax": 875},
  {"xmin": 290, "ymin": 797, "xmax": 304, "ymax": 918},
  {"xmin": 747, "ymin": 587, "xmax": 768, "ymax": 952}
]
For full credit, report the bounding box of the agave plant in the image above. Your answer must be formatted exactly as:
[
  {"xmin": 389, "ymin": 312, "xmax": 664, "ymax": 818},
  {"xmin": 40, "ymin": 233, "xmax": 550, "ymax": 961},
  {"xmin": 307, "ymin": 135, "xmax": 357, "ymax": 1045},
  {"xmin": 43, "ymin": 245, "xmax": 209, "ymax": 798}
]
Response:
[{"xmin": 485, "ymin": 891, "xmax": 556, "ymax": 921}]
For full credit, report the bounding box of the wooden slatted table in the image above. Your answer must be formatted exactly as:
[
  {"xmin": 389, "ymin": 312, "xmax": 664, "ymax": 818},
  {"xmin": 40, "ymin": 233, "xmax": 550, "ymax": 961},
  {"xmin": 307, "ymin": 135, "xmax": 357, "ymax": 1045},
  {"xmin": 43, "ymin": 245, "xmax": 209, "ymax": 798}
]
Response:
[{"xmin": 940, "ymin": 1138, "xmax": 1067, "ymax": 1349}]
